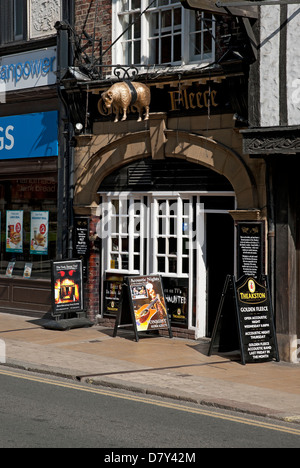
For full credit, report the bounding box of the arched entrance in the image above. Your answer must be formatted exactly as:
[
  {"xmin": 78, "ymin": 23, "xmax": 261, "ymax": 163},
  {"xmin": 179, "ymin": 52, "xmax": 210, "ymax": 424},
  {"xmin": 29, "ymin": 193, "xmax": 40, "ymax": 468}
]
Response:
[
  {"xmin": 98, "ymin": 157, "xmax": 236, "ymax": 338},
  {"xmin": 74, "ymin": 129, "xmax": 258, "ymax": 211}
]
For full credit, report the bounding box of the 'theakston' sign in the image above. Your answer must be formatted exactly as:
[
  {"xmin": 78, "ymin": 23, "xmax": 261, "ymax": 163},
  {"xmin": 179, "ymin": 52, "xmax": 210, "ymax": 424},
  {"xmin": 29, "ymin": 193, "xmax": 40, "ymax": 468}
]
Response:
[
  {"xmin": 238, "ymin": 278, "xmax": 267, "ymax": 304},
  {"xmin": 0, "ymin": 47, "xmax": 57, "ymax": 92}
]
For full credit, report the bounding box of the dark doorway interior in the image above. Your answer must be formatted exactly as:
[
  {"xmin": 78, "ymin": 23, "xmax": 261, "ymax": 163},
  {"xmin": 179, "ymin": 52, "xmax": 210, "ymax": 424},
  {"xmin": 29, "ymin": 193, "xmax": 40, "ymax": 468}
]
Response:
[{"xmin": 206, "ymin": 213, "xmax": 235, "ymax": 342}]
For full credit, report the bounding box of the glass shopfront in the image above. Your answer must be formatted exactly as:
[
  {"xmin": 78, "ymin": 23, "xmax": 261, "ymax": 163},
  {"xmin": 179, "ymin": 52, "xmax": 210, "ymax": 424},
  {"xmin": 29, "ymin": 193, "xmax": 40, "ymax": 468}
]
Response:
[
  {"xmin": 0, "ymin": 110, "xmax": 58, "ymax": 285},
  {"xmin": 0, "ymin": 176, "xmax": 57, "ymax": 278}
]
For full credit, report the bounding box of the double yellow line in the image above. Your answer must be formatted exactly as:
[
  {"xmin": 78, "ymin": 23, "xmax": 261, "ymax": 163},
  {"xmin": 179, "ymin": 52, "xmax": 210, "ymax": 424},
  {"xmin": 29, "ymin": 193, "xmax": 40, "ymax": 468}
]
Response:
[{"xmin": 1, "ymin": 367, "xmax": 300, "ymax": 437}]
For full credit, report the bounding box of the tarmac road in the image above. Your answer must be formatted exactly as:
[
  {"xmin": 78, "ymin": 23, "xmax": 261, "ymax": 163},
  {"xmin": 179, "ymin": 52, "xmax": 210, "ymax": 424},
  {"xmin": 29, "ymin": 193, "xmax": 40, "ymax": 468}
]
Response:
[{"xmin": 1, "ymin": 367, "xmax": 300, "ymax": 449}]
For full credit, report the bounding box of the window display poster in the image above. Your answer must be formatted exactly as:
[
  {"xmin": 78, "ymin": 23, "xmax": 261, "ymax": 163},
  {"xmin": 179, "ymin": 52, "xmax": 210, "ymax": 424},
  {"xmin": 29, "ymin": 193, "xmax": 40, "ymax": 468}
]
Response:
[
  {"xmin": 6, "ymin": 210, "xmax": 23, "ymax": 253},
  {"xmin": 30, "ymin": 211, "xmax": 49, "ymax": 255}
]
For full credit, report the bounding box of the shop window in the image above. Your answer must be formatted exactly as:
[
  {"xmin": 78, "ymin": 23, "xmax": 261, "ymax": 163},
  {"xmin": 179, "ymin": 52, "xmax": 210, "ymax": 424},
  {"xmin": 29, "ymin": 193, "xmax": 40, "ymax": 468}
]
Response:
[
  {"xmin": 0, "ymin": 177, "xmax": 57, "ymax": 279},
  {"xmin": 0, "ymin": 0, "xmax": 27, "ymax": 44},
  {"xmin": 0, "ymin": 0, "xmax": 62, "ymax": 45},
  {"xmin": 114, "ymin": 0, "xmax": 215, "ymax": 66}
]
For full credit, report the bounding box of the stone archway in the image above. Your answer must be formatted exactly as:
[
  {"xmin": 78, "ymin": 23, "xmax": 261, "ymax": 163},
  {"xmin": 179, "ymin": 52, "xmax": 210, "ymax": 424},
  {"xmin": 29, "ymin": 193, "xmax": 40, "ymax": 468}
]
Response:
[
  {"xmin": 74, "ymin": 127, "xmax": 258, "ymax": 213},
  {"xmin": 164, "ymin": 130, "xmax": 258, "ymax": 209}
]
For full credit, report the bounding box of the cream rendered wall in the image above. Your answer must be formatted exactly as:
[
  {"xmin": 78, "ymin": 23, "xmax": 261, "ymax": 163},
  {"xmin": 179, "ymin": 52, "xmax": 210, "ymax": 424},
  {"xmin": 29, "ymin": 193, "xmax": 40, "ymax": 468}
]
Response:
[{"xmin": 260, "ymin": 5, "xmax": 280, "ymax": 127}]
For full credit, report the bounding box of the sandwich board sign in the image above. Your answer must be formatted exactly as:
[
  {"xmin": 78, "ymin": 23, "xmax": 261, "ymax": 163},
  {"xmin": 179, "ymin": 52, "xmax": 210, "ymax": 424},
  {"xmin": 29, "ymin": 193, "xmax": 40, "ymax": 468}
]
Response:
[
  {"xmin": 51, "ymin": 259, "xmax": 84, "ymax": 317},
  {"xmin": 208, "ymin": 275, "xmax": 280, "ymax": 365},
  {"xmin": 113, "ymin": 275, "xmax": 173, "ymax": 341}
]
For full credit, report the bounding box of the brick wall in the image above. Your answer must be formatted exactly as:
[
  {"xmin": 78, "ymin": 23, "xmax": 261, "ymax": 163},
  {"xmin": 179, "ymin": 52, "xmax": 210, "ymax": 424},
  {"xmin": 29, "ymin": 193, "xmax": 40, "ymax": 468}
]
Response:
[
  {"xmin": 84, "ymin": 214, "xmax": 101, "ymax": 321},
  {"xmin": 73, "ymin": 2, "xmax": 248, "ymax": 71},
  {"xmin": 74, "ymin": 0, "xmax": 112, "ymax": 68}
]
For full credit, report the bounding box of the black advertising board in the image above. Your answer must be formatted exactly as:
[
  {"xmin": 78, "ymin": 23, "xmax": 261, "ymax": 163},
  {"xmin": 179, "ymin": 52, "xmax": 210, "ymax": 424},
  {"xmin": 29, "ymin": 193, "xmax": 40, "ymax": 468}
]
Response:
[
  {"xmin": 237, "ymin": 222, "xmax": 264, "ymax": 280},
  {"xmin": 162, "ymin": 277, "xmax": 188, "ymax": 327},
  {"xmin": 208, "ymin": 275, "xmax": 279, "ymax": 365},
  {"xmin": 73, "ymin": 217, "xmax": 89, "ymax": 281},
  {"xmin": 103, "ymin": 280, "xmax": 123, "ymax": 315},
  {"xmin": 51, "ymin": 259, "xmax": 84, "ymax": 316},
  {"xmin": 236, "ymin": 276, "xmax": 279, "ymax": 364}
]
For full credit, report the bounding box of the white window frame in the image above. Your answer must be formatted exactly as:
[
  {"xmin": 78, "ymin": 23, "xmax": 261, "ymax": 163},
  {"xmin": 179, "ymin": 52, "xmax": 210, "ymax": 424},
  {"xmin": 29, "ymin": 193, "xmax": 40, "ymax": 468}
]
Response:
[{"xmin": 112, "ymin": 0, "xmax": 215, "ymax": 68}]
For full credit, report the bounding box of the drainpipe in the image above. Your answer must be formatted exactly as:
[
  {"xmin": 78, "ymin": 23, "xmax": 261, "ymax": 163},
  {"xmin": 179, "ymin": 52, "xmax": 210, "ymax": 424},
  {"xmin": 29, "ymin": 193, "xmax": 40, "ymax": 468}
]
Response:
[
  {"xmin": 266, "ymin": 158, "xmax": 275, "ymax": 313},
  {"xmin": 55, "ymin": 0, "xmax": 75, "ymax": 260},
  {"xmin": 55, "ymin": 19, "xmax": 71, "ymax": 260}
]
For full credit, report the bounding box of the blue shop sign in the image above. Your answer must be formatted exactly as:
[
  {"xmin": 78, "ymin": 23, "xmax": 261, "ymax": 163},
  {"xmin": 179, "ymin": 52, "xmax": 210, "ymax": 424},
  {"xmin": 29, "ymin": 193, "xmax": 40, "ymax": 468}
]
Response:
[{"xmin": 0, "ymin": 111, "xmax": 58, "ymax": 160}]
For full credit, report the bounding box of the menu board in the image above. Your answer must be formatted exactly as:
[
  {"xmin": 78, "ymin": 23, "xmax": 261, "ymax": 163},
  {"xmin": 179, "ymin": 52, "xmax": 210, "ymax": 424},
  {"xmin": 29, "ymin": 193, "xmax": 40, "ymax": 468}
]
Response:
[
  {"xmin": 51, "ymin": 260, "xmax": 84, "ymax": 316},
  {"xmin": 237, "ymin": 222, "xmax": 264, "ymax": 280},
  {"xmin": 74, "ymin": 217, "xmax": 89, "ymax": 280},
  {"xmin": 74, "ymin": 218, "xmax": 89, "ymax": 257},
  {"xmin": 208, "ymin": 275, "xmax": 279, "ymax": 365},
  {"xmin": 128, "ymin": 275, "xmax": 172, "ymax": 335},
  {"xmin": 236, "ymin": 276, "xmax": 279, "ymax": 363}
]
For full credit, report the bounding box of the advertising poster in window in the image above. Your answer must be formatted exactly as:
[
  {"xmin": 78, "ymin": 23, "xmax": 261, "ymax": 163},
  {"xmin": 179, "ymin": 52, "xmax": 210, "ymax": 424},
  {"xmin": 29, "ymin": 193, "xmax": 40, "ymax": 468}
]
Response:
[
  {"xmin": 30, "ymin": 211, "xmax": 49, "ymax": 255},
  {"xmin": 6, "ymin": 210, "xmax": 23, "ymax": 253},
  {"xmin": 128, "ymin": 276, "xmax": 170, "ymax": 332},
  {"xmin": 51, "ymin": 260, "xmax": 84, "ymax": 316},
  {"xmin": 162, "ymin": 277, "xmax": 189, "ymax": 327},
  {"xmin": 103, "ymin": 280, "xmax": 123, "ymax": 315}
]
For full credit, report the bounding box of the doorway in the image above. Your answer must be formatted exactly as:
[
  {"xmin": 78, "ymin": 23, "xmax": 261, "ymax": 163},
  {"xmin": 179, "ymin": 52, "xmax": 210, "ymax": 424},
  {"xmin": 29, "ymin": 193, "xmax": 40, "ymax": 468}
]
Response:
[{"xmin": 98, "ymin": 158, "xmax": 235, "ymax": 338}]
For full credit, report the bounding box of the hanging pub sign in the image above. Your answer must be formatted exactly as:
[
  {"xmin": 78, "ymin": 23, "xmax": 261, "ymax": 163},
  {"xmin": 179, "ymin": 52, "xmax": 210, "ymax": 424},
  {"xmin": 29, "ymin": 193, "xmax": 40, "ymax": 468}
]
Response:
[
  {"xmin": 208, "ymin": 275, "xmax": 280, "ymax": 365},
  {"xmin": 237, "ymin": 222, "xmax": 264, "ymax": 280},
  {"xmin": 91, "ymin": 78, "xmax": 246, "ymax": 122},
  {"xmin": 51, "ymin": 259, "xmax": 84, "ymax": 316}
]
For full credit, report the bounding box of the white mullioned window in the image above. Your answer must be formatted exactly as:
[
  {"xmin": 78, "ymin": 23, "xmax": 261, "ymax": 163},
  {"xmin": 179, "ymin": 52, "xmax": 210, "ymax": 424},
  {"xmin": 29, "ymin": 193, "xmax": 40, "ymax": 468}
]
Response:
[{"xmin": 112, "ymin": 0, "xmax": 215, "ymax": 67}]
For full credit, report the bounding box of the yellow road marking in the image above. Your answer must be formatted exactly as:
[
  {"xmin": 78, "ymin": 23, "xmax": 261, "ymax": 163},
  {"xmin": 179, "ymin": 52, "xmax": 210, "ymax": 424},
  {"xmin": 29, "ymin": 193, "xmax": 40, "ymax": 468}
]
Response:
[{"xmin": 1, "ymin": 367, "xmax": 300, "ymax": 437}]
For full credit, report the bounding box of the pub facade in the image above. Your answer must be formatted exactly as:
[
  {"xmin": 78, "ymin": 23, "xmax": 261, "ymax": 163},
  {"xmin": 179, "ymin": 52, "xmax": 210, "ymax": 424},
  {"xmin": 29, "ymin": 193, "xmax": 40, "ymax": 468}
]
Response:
[{"xmin": 63, "ymin": 0, "xmax": 270, "ymax": 342}]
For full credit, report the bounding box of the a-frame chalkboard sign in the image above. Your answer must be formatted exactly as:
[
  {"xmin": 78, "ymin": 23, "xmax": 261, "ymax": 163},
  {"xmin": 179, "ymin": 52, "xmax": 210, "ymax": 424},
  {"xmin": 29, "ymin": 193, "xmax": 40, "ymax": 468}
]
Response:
[
  {"xmin": 113, "ymin": 275, "xmax": 173, "ymax": 342},
  {"xmin": 208, "ymin": 275, "xmax": 280, "ymax": 365}
]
